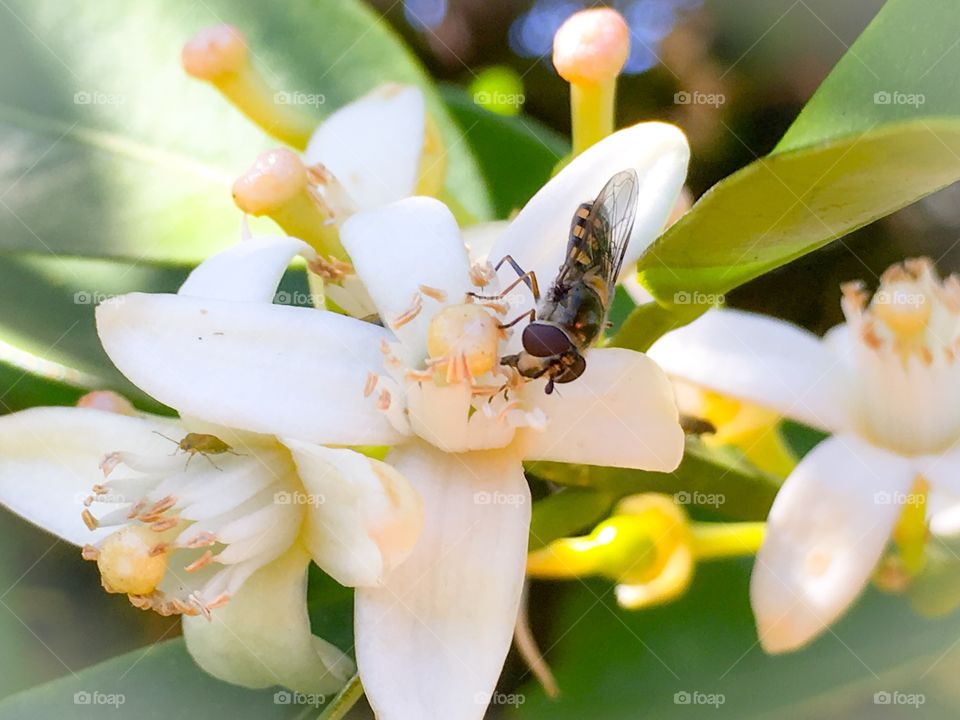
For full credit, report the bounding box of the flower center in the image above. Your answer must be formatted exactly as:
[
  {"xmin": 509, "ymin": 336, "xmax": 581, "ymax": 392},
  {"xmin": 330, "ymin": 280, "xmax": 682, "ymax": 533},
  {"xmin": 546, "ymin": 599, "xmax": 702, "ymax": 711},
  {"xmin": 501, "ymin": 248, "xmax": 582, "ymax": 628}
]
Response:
[
  {"xmin": 82, "ymin": 437, "xmax": 303, "ymax": 617},
  {"xmin": 842, "ymin": 258, "xmax": 960, "ymax": 455},
  {"xmin": 94, "ymin": 525, "xmax": 169, "ymax": 595},
  {"xmin": 426, "ymin": 304, "xmax": 501, "ymax": 382}
]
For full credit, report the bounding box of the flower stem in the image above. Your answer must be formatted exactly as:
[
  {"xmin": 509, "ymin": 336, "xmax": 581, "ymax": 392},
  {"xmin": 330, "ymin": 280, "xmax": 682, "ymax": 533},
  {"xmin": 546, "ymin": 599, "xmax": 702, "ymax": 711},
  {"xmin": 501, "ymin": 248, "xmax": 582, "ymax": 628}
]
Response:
[
  {"xmin": 691, "ymin": 522, "xmax": 765, "ymax": 561},
  {"xmin": 317, "ymin": 674, "xmax": 364, "ymax": 720}
]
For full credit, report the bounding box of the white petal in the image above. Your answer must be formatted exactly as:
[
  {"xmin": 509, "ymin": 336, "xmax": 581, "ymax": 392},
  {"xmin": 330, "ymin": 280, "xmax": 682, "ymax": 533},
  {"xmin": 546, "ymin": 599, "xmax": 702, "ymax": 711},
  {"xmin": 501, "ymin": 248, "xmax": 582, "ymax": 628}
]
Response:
[
  {"xmin": 490, "ymin": 122, "xmax": 689, "ymax": 351},
  {"xmin": 96, "ymin": 293, "xmax": 403, "ymax": 445},
  {"xmin": 648, "ymin": 308, "xmax": 850, "ymax": 433},
  {"xmin": 918, "ymin": 447, "xmax": 960, "ymax": 536},
  {"xmin": 517, "ymin": 348, "xmax": 684, "ymax": 471},
  {"xmin": 305, "ymin": 85, "xmax": 425, "ymax": 211},
  {"xmin": 282, "ymin": 440, "xmax": 422, "ymax": 587},
  {"xmin": 751, "ymin": 435, "xmax": 914, "ymax": 653},
  {"xmin": 463, "ymin": 221, "xmax": 508, "ymax": 265},
  {"xmin": 355, "ymin": 442, "xmax": 530, "ymax": 720},
  {"xmin": 178, "ymin": 235, "xmax": 314, "ymax": 303},
  {"xmin": 0, "ymin": 407, "xmax": 177, "ymax": 545},
  {"xmin": 341, "ymin": 197, "xmax": 472, "ymax": 360},
  {"xmin": 183, "ymin": 544, "xmax": 354, "ymax": 694}
]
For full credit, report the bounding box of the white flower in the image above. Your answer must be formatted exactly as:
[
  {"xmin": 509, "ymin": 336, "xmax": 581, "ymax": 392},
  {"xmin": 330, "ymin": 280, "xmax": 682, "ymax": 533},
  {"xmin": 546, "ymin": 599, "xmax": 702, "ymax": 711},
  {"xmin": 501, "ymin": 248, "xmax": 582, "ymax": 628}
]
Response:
[
  {"xmin": 0, "ymin": 236, "xmax": 423, "ymax": 695},
  {"xmin": 0, "ymin": 120, "xmax": 688, "ymax": 718},
  {"xmin": 648, "ymin": 258, "xmax": 960, "ymax": 653}
]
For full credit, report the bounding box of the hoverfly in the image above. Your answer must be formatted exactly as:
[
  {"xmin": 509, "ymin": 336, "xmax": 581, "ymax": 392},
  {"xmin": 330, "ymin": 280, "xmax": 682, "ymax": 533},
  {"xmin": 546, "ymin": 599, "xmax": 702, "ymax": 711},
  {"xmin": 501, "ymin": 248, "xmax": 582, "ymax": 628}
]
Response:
[{"xmin": 496, "ymin": 169, "xmax": 639, "ymax": 394}]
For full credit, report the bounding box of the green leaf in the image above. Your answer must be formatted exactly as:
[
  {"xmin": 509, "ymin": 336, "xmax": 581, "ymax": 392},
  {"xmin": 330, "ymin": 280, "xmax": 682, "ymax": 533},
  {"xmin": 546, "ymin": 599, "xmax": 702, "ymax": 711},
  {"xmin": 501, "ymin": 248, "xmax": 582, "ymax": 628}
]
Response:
[
  {"xmin": 526, "ymin": 437, "xmax": 781, "ymax": 522},
  {"xmin": 638, "ymin": 0, "xmax": 960, "ymax": 300},
  {"xmin": 441, "ymin": 85, "xmax": 568, "ymax": 218},
  {"xmin": 608, "ymin": 300, "xmax": 705, "ymax": 352},
  {"xmin": 306, "ymin": 565, "xmax": 355, "ymax": 657},
  {"xmin": 508, "ymin": 563, "xmax": 960, "ymax": 719},
  {"xmin": 0, "ymin": 639, "xmax": 311, "ymax": 719},
  {"xmin": 0, "ymin": 0, "xmax": 490, "ymax": 264},
  {"xmin": 528, "ymin": 488, "xmax": 616, "ymax": 551}
]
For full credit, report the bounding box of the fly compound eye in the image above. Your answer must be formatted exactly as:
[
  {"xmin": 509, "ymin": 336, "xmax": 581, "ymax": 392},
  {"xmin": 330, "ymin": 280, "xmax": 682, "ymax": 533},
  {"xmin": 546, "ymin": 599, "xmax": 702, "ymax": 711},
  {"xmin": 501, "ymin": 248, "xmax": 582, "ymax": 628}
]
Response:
[{"xmin": 522, "ymin": 323, "xmax": 574, "ymax": 357}]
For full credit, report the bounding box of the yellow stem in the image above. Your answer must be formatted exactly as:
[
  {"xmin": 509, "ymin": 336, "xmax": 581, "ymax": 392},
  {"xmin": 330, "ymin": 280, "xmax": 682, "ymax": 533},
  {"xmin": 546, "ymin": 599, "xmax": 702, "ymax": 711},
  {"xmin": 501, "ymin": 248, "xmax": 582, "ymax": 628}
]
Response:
[
  {"xmin": 691, "ymin": 522, "xmax": 765, "ymax": 561},
  {"xmin": 570, "ymin": 80, "xmax": 616, "ymax": 157}
]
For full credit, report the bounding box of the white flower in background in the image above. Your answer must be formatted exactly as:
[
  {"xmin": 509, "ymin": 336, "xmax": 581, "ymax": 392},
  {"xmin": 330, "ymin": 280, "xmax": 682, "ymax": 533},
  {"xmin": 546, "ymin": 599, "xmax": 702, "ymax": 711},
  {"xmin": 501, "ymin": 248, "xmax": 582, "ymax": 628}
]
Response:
[
  {"xmin": 0, "ymin": 236, "xmax": 423, "ymax": 695},
  {"xmin": 648, "ymin": 258, "xmax": 960, "ymax": 653},
  {"xmin": 69, "ymin": 120, "xmax": 687, "ymax": 719}
]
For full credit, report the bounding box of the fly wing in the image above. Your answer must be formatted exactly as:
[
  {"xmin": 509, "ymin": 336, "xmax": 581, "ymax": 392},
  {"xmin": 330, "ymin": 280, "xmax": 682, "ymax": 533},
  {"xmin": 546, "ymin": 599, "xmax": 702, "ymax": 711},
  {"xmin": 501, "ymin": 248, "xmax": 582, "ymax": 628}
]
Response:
[{"xmin": 556, "ymin": 169, "xmax": 639, "ymax": 301}]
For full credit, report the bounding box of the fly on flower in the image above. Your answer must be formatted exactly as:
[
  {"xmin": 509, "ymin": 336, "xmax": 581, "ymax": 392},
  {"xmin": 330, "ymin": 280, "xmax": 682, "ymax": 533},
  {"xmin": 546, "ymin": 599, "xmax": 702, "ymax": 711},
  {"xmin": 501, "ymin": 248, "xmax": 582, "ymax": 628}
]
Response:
[
  {"xmin": 498, "ymin": 168, "xmax": 639, "ymax": 393},
  {"xmin": 152, "ymin": 431, "xmax": 241, "ymax": 469}
]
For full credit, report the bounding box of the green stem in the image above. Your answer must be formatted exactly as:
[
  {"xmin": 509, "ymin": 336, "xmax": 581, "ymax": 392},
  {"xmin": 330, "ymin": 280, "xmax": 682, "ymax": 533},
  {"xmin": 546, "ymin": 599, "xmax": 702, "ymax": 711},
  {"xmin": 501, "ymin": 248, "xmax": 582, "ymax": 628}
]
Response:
[{"xmin": 317, "ymin": 674, "xmax": 364, "ymax": 720}]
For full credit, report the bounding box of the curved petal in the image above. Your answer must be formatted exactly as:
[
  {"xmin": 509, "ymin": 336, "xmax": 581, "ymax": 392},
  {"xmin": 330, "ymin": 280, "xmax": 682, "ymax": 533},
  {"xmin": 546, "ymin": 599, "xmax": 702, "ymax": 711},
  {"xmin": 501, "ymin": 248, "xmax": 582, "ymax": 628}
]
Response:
[
  {"xmin": 97, "ymin": 293, "xmax": 403, "ymax": 445},
  {"xmin": 648, "ymin": 309, "xmax": 851, "ymax": 433},
  {"xmin": 355, "ymin": 442, "xmax": 530, "ymax": 720},
  {"xmin": 463, "ymin": 220, "xmax": 508, "ymax": 265},
  {"xmin": 178, "ymin": 235, "xmax": 314, "ymax": 303},
  {"xmin": 340, "ymin": 197, "xmax": 472, "ymax": 360},
  {"xmin": 751, "ymin": 435, "xmax": 914, "ymax": 654},
  {"xmin": 490, "ymin": 122, "xmax": 689, "ymax": 351},
  {"xmin": 918, "ymin": 447, "xmax": 960, "ymax": 536},
  {"xmin": 517, "ymin": 348, "xmax": 684, "ymax": 471},
  {"xmin": 0, "ymin": 407, "xmax": 177, "ymax": 545},
  {"xmin": 304, "ymin": 85, "xmax": 425, "ymax": 212},
  {"xmin": 281, "ymin": 440, "xmax": 422, "ymax": 587},
  {"xmin": 183, "ymin": 543, "xmax": 354, "ymax": 694}
]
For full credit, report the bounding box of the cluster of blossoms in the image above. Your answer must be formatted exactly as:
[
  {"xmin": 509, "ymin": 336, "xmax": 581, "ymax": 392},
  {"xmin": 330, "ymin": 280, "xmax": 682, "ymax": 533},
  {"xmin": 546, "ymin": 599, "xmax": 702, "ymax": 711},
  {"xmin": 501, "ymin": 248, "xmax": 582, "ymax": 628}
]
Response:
[
  {"xmin": 0, "ymin": 5, "xmax": 952, "ymax": 719},
  {"xmin": 0, "ymin": 9, "xmax": 698, "ymax": 720}
]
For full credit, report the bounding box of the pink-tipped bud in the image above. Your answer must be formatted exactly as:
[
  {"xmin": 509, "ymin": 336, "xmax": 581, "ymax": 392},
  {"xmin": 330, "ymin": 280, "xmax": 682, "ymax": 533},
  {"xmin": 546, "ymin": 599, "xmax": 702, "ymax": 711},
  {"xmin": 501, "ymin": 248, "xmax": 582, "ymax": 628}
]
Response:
[
  {"xmin": 182, "ymin": 24, "xmax": 248, "ymax": 81},
  {"xmin": 232, "ymin": 148, "xmax": 308, "ymax": 216},
  {"xmin": 76, "ymin": 390, "xmax": 137, "ymax": 416},
  {"xmin": 552, "ymin": 8, "xmax": 630, "ymax": 85}
]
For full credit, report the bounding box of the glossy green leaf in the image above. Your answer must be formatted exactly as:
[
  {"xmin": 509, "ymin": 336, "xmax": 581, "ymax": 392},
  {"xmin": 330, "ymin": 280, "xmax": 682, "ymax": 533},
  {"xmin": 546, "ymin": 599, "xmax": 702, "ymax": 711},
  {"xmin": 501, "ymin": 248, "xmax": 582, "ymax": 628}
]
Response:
[
  {"xmin": 441, "ymin": 85, "xmax": 568, "ymax": 218},
  {"xmin": 0, "ymin": 639, "xmax": 312, "ymax": 719},
  {"xmin": 638, "ymin": 0, "xmax": 960, "ymax": 300},
  {"xmin": 0, "ymin": 0, "xmax": 490, "ymax": 264},
  {"xmin": 526, "ymin": 437, "xmax": 780, "ymax": 522},
  {"xmin": 509, "ymin": 562, "xmax": 960, "ymax": 719}
]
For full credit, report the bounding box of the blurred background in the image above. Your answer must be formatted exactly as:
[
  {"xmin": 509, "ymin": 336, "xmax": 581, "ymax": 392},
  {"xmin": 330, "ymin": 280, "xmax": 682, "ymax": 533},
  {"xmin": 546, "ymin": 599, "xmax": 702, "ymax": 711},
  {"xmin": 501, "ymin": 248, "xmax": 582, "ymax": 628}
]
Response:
[{"xmin": 3, "ymin": 0, "xmax": 960, "ymax": 717}]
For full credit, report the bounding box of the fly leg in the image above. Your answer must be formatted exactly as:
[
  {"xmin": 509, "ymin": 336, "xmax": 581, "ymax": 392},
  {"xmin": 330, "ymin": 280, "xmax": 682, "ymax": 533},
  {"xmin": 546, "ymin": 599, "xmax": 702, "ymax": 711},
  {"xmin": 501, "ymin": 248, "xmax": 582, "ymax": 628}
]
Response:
[{"xmin": 467, "ymin": 255, "xmax": 540, "ymax": 303}]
